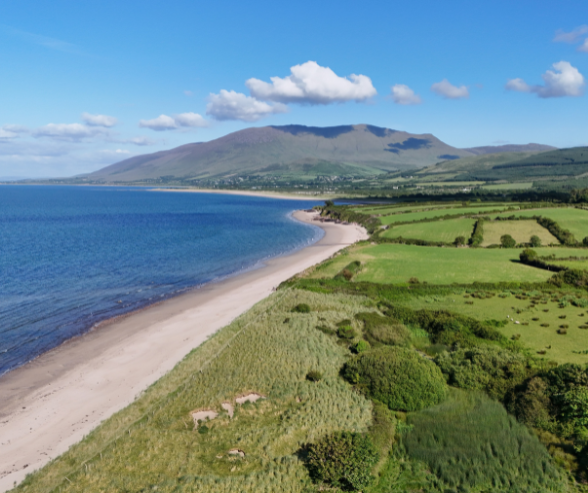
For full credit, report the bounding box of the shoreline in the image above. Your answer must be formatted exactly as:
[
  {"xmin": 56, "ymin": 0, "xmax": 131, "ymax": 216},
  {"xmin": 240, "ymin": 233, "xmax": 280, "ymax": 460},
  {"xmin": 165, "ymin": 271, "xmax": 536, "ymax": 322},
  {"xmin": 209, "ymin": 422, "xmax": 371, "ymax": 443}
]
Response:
[
  {"xmin": 150, "ymin": 187, "xmax": 337, "ymax": 201},
  {"xmin": 0, "ymin": 210, "xmax": 368, "ymax": 492}
]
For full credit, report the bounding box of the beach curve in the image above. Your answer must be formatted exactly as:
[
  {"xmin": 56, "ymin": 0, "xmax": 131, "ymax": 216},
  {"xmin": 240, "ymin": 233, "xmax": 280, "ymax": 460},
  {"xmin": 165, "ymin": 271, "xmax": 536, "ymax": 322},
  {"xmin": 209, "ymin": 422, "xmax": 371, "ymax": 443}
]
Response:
[{"xmin": 0, "ymin": 210, "xmax": 367, "ymax": 492}]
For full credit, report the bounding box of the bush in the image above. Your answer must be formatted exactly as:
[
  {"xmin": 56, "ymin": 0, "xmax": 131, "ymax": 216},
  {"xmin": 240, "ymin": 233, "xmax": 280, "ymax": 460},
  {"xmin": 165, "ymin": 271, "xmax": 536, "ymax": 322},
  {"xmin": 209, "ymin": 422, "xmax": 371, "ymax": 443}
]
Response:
[
  {"xmin": 520, "ymin": 248, "xmax": 538, "ymax": 264},
  {"xmin": 306, "ymin": 370, "xmax": 323, "ymax": 382},
  {"xmin": 342, "ymin": 346, "xmax": 447, "ymax": 411},
  {"xmin": 454, "ymin": 235, "xmax": 466, "ymax": 246},
  {"xmin": 468, "ymin": 219, "xmax": 484, "ymax": 247},
  {"xmin": 356, "ymin": 312, "xmax": 411, "ymax": 347},
  {"xmin": 584, "ymin": 236, "xmax": 588, "ymax": 247},
  {"xmin": 337, "ymin": 326, "xmax": 357, "ymax": 340},
  {"xmin": 351, "ymin": 340, "xmax": 370, "ymax": 354},
  {"xmin": 306, "ymin": 431, "xmax": 379, "ymax": 491},
  {"xmin": 530, "ymin": 235, "xmax": 542, "ymax": 247},
  {"xmin": 408, "ymin": 277, "xmax": 420, "ymax": 284},
  {"xmin": 434, "ymin": 346, "xmax": 529, "ymax": 400},
  {"xmin": 292, "ymin": 303, "xmax": 310, "ymax": 313},
  {"xmin": 501, "ymin": 234, "xmax": 516, "ymax": 248}
]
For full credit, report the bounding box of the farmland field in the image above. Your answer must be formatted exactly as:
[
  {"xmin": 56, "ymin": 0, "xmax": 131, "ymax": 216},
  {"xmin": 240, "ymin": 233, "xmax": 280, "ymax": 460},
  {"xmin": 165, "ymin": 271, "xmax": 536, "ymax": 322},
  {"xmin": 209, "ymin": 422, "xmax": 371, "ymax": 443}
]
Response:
[
  {"xmin": 382, "ymin": 218, "xmax": 475, "ymax": 243},
  {"xmin": 495, "ymin": 207, "xmax": 588, "ymax": 240},
  {"xmin": 403, "ymin": 290, "xmax": 588, "ymax": 364},
  {"xmin": 380, "ymin": 205, "xmax": 522, "ymax": 225},
  {"xmin": 482, "ymin": 182, "xmax": 533, "ymax": 190},
  {"xmin": 481, "ymin": 220, "xmax": 558, "ymax": 246},
  {"xmin": 310, "ymin": 244, "xmax": 553, "ymax": 284}
]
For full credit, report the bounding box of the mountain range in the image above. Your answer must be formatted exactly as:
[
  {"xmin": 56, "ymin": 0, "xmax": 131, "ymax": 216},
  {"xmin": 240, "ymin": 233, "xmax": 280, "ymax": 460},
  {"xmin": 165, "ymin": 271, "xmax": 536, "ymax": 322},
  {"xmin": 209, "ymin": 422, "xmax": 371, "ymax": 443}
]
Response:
[{"xmin": 86, "ymin": 124, "xmax": 555, "ymax": 184}]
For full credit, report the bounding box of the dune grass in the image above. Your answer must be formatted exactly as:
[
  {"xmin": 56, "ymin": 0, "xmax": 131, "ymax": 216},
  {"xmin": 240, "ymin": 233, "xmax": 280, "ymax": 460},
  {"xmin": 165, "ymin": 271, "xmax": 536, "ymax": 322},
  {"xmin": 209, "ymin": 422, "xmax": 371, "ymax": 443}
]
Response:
[
  {"xmin": 309, "ymin": 244, "xmax": 552, "ymax": 285},
  {"xmin": 382, "ymin": 218, "xmax": 475, "ymax": 243},
  {"xmin": 403, "ymin": 390, "xmax": 566, "ymax": 492},
  {"xmin": 495, "ymin": 207, "xmax": 588, "ymax": 240},
  {"xmin": 481, "ymin": 220, "xmax": 559, "ymax": 246},
  {"xmin": 13, "ymin": 290, "xmax": 375, "ymax": 493}
]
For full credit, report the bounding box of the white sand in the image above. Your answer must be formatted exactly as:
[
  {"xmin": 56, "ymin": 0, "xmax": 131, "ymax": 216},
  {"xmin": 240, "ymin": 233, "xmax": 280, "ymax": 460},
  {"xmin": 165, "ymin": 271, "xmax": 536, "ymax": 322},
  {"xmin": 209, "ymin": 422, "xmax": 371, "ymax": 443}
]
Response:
[
  {"xmin": 151, "ymin": 187, "xmax": 336, "ymax": 201},
  {"xmin": 235, "ymin": 393, "xmax": 265, "ymax": 405},
  {"xmin": 0, "ymin": 210, "xmax": 367, "ymax": 492}
]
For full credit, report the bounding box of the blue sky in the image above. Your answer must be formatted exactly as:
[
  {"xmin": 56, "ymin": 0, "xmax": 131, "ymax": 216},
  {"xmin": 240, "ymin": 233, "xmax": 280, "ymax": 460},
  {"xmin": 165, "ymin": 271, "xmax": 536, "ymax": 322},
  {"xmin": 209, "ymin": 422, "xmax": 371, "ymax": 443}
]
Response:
[{"xmin": 1, "ymin": 0, "xmax": 587, "ymax": 177}]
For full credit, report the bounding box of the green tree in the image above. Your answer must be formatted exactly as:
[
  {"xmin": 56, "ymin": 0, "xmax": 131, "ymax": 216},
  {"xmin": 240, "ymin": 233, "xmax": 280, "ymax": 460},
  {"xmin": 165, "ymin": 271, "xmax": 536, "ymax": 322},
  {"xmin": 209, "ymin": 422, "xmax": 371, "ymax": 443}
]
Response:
[
  {"xmin": 520, "ymin": 248, "xmax": 538, "ymax": 264},
  {"xmin": 306, "ymin": 431, "xmax": 379, "ymax": 491},
  {"xmin": 501, "ymin": 234, "xmax": 516, "ymax": 248},
  {"xmin": 530, "ymin": 235, "xmax": 542, "ymax": 247},
  {"xmin": 583, "ymin": 236, "xmax": 588, "ymax": 247},
  {"xmin": 454, "ymin": 235, "xmax": 466, "ymax": 246}
]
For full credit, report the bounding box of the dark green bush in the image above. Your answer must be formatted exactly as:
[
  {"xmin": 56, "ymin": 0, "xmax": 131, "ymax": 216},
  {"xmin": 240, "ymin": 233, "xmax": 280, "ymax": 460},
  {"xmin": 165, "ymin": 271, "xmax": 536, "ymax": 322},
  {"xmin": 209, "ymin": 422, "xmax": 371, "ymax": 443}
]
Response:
[
  {"xmin": 468, "ymin": 219, "xmax": 484, "ymax": 247},
  {"xmin": 351, "ymin": 340, "xmax": 370, "ymax": 353},
  {"xmin": 520, "ymin": 248, "xmax": 538, "ymax": 263},
  {"xmin": 292, "ymin": 303, "xmax": 311, "ymax": 313},
  {"xmin": 538, "ymin": 216, "xmax": 577, "ymax": 246},
  {"xmin": 454, "ymin": 235, "xmax": 466, "ymax": 246},
  {"xmin": 306, "ymin": 370, "xmax": 323, "ymax": 382},
  {"xmin": 501, "ymin": 234, "xmax": 516, "ymax": 248},
  {"xmin": 342, "ymin": 346, "xmax": 447, "ymax": 411},
  {"xmin": 434, "ymin": 346, "xmax": 530, "ymax": 400},
  {"xmin": 531, "ymin": 235, "xmax": 542, "ymax": 247},
  {"xmin": 306, "ymin": 431, "xmax": 379, "ymax": 491}
]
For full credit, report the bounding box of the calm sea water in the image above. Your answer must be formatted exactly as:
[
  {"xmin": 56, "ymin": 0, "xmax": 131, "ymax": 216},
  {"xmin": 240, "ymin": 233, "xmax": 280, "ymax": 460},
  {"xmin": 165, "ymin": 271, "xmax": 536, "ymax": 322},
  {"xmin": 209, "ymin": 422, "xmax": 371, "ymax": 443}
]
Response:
[{"xmin": 0, "ymin": 186, "xmax": 323, "ymax": 375}]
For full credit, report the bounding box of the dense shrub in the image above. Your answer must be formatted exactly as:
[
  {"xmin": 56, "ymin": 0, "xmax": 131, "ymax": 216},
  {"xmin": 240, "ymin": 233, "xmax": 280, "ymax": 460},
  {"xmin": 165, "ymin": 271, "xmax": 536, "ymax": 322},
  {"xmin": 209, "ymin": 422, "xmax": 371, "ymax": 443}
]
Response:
[
  {"xmin": 538, "ymin": 216, "xmax": 577, "ymax": 246},
  {"xmin": 337, "ymin": 326, "xmax": 357, "ymax": 340},
  {"xmin": 551, "ymin": 269, "xmax": 588, "ymax": 288},
  {"xmin": 306, "ymin": 431, "xmax": 379, "ymax": 491},
  {"xmin": 334, "ymin": 261, "xmax": 362, "ymax": 281},
  {"xmin": 531, "ymin": 234, "xmax": 542, "ymax": 247},
  {"xmin": 454, "ymin": 235, "xmax": 466, "ymax": 246},
  {"xmin": 468, "ymin": 218, "xmax": 484, "ymax": 247},
  {"xmin": 501, "ymin": 234, "xmax": 516, "ymax": 248},
  {"xmin": 404, "ymin": 392, "xmax": 565, "ymax": 493},
  {"xmin": 306, "ymin": 370, "xmax": 323, "ymax": 382},
  {"xmin": 355, "ymin": 312, "xmax": 411, "ymax": 347},
  {"xmin": 351, "ymin": 340, "xmax": 370, "ymax": 353},
  {"xmin": 520, "ymin": 248, "xmax": 538, "ymax": 263},
  {"xmin": 434, "ymin": 346, "xmax": 529, "ymax": 400},
  {"xmin": 342, "ymin": 346, "xmax": 447, "ymax": 411},
  {"xmin": 292, "ymin": 303, "xmax": 311, "ymax": 313}
]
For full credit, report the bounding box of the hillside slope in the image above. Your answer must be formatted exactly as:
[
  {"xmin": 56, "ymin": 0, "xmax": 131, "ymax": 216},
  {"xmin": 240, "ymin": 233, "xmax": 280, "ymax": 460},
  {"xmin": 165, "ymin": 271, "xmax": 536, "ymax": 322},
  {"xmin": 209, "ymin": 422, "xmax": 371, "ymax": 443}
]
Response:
[{"xmin": 87, "ymin": 124, "xmax": 475, "ymax": 183}]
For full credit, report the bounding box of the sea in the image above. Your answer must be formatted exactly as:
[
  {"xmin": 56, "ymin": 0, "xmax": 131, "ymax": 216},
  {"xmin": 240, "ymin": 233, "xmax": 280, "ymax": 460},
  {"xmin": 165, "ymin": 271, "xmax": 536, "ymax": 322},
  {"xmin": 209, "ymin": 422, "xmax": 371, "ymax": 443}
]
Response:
[{"xmin": 0, "ymin": 186, "xmax": 324, "ymax": 376}]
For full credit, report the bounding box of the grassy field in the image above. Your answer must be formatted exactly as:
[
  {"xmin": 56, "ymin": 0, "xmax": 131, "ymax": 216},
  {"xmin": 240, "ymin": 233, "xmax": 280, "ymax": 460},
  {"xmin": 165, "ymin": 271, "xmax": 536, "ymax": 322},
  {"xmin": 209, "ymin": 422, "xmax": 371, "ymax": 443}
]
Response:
[
  {"xmin": 481, "ymin": 220, "xmax": 559, "ymax": 246},
  {"xmin": 482, "ymin": 182, "xmax": 533, "ymax": 190},
  {"xmin": 13, "ymin": 290, "xmax": 375, "ymax": 493},
  {"xmin": 309, "ymin": 244, "xmax": 553, "ymax": 285},
  {"xmin": 495, "ymin": 207, "xmax": 588, "ymax": 240},
  {"xmin": 382, "ymin": 218, "xmax": 475, "ymax": 243},
  {"xmin": 380, "ymin": 205, "xmax": 522, "ymax": 225},
  {"xmin": 418, "ymin": 181, "xmax": 485, "ymax": 187},
  {"xmin": 551, "ymin": 259, "xmax": 588, "ymax": 270},
  {"xmin": 402, "ymin": 289, "xmax": 588, "ymax": 364}
]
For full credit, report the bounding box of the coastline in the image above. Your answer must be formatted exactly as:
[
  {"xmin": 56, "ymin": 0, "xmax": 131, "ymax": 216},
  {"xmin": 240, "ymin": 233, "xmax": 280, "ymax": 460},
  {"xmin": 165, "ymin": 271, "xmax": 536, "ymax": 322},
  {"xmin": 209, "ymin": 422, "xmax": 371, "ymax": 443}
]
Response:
[
  {"xmin": 151, "ymin": 187, "xmax": 337, "ymax": 201},
  {"xmin": 0, "ymin": 210, "xmax": 368, "ymax": 492}
]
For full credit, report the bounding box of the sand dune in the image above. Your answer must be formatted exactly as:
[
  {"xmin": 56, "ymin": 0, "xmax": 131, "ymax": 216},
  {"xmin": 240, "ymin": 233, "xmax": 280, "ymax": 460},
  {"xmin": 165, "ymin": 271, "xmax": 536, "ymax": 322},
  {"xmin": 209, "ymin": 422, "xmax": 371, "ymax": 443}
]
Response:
[{"xmin": 0, "ymin": 210, "xmax": 367, "ymax": 492}]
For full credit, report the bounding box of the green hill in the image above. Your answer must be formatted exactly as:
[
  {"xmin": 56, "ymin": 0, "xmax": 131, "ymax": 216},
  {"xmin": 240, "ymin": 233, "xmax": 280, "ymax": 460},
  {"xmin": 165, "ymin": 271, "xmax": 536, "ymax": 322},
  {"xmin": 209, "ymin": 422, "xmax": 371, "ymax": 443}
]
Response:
[{"xmin": 84, "ymin": 124, "xmax": 475, "ymax": 184}]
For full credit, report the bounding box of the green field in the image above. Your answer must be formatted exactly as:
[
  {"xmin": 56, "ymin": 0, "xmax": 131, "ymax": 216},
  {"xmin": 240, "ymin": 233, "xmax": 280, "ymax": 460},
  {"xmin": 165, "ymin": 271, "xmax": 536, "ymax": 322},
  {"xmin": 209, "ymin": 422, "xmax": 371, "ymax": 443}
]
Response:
[
  {"xmin": 382, "ymin": 218, "xmax": 475, "ymax": 243},
  {"xmin": 403, "ymin": 291, "xmax": 588, "ymax": 364},
  {"xmin": 482, "ymin": 182, "xmax": 533, "ymax": 190},
  {"xmin": 481, "ymin": 220, "xmax": 558, "ymax": 246},
  {"xmin": 551, "ymin": 259, "xmax": 588, "ymax": 270},
  {"xmin": 418, "ymin": 181, "xmax": 485, "ymax": 187},
  {"xmin": 495, "ymin": 207, "xmax": 588, "ymax": 240},
  {"xmin": 310, "ymin": 244, "xmax": 552, "ymax": 285},
  {"xmin": 380, "ymin": 205, "xmax": 521, "ymax": 225}
]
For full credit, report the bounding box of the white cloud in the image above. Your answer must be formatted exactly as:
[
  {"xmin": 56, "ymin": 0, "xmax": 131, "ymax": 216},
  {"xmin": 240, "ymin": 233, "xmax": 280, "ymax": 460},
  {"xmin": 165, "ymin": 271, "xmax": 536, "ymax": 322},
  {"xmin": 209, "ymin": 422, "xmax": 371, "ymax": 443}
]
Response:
[
  {"xmin": 139, "ymin": 112, "xmax": 208, "ymax": 131},
  {"xmin": 0, "ymin": 124, "xmax": 29, "ymax": 139},
  {"xmin": 579, "ymin": 39, "xmax": 588, "ymax": 53},
  {"xmin": 553, "ymin": 25, "xmax": 588, "ymax": 43},
  {"xmin": 174, "ymin": 112, "xmax": 208, "ymax": 127},
  {"xmin": 82, "ymin": 112, "xmax": 118, "ymax": 127},
  {"xmin": 245, "ymin": 61, "xmax": 377, "ymax": 105},
  {"xmin": 430, "ymin": 79, "xmax": 469, "ymax": 99},
  {"xmin": 391, "ymin": 84, "xmax": 422, "ymax": 105},
  {"xmin": 127, "ymin": 136, "xmax": 156, "ymax": 146},
  {"xmin": 506, "ymin": 61, "xmax": 585, "ymax": 98},
  {"xmin": 33, "ymin": 123, "xmax": 106, "ymax": 142},
  {"xmin": 184, "ymin": 90, "xmax": 193, "ymax": 97},
  {"xmin": 206, "ymin": 90, "xmax": 288, "ymax": 121}
]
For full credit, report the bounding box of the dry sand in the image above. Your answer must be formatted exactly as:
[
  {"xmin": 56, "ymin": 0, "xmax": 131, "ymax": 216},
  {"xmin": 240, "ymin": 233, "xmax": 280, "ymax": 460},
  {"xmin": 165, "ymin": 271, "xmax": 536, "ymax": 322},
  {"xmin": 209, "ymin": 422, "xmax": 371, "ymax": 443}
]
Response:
[
  {"xmin": 0, "ymin": 210, "xmax": 367, "ymax": 492},
  {"xmin": 151, "ymin": 187, "xmax": 335, "ymax": 201}
]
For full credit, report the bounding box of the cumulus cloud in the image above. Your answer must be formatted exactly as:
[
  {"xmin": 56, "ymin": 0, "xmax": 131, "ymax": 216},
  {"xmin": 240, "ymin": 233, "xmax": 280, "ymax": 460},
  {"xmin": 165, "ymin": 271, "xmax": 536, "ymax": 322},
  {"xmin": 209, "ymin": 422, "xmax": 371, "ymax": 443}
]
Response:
[
  {"xmin": 245, "ymin": 61, "xmax": 377, "ymax": 105},
  {"xmin": 33, "ymin": 123, "xmax": 107, "ymax": 142},
  {"xmin": 206, "ymin": 90, "xmax": 288, "ymax": 122},
  {"xmin": 139, "ymin": 112, "xmax": 208, "ymax": 131},
  {"xmin": 553, "ymin": 25, "xmax": 588, "ymax": 43},
  {"xmin": 127, "ymin": 136, "xmax": 156, "ymax": 146},
  {"xmin": 430, "ymin": 79, "xmax": 469, "ymax": 99},
  {"xmin": 391, "ymin": 84, "xmax": 422, "ymax": 105},
  {"xmin": 82, "ymin": 112, "xmax": 118, "ymax": 127},
  {"xmin": 579, "ymin": 39, "xmax": 588, "ymax": 53},
  {"xmin": 506, "ymin": 61, "xmax": 585, "ymax": 98}
]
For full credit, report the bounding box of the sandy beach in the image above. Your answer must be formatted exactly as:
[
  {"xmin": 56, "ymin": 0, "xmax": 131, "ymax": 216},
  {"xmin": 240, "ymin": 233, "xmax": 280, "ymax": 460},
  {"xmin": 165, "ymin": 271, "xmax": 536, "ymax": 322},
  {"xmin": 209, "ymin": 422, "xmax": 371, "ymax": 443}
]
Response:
[
  {"xmin": 151, "ymin": 187, "xmax": 337, "ymax": 201},
  {"xmin": 0, "ymin": 210, "xmax": 367, "ymax": 492}
]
